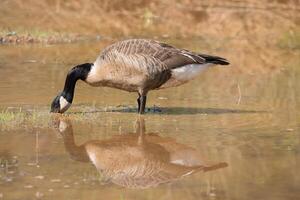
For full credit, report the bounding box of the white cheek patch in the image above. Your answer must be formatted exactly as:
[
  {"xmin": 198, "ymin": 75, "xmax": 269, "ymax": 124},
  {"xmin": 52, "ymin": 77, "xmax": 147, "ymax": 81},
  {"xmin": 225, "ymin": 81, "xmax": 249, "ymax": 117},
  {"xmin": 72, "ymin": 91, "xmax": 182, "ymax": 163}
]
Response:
[
  {"xmin": 172, "ymin": 63, "xmax": 212, "ymax": 81},
  {"xmin": 59, "ymin": 96, "xmax": 71, "ymax": 113}
]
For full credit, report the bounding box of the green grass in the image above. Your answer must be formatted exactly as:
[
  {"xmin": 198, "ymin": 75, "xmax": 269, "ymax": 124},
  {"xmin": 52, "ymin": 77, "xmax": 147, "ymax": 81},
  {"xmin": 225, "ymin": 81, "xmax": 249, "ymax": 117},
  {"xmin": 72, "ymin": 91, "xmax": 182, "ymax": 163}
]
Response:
[
  {"xmin": 0, "ymin": 106, "xmax": 127, "ymax": 131},
  {"xmin": 0, "ymin": 110, "xmax": 25, "ymax": 131},
  {"xmin": 278, "ymin": 30, "xmax": 300, "ymax": 50},
  {"xmin": 0, "ymin": 110, "xmax": 24, "ymax": 122},
  {"xmin": 0, "ymin": 108, "xmax": 50, "ymax": 130},
  {"xmin": 0, "ymin": 111, "xmax": 17, "ymax": 122},
  {"xmin": 0, "ymin": 104, "xmax": 158, "ymax": 131},
  {"xmin": 0, "ymin": 27, "xmax": 89, "ymax": 44}
]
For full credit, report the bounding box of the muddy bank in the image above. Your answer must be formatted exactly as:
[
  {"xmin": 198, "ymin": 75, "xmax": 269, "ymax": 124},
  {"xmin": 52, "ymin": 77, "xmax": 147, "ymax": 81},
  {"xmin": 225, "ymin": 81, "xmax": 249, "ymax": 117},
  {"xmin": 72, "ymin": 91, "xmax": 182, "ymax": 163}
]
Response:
[
  {"xmin": 0, "ymin": 31, "xmax": 101, "ymax": 44},
  {"xmin": 0, "ymin": 0, "xmax": 299, "ymax": 74},
  {"xmin": 0, "ymin": 0, "xmax": 299, "ymax": 41}
]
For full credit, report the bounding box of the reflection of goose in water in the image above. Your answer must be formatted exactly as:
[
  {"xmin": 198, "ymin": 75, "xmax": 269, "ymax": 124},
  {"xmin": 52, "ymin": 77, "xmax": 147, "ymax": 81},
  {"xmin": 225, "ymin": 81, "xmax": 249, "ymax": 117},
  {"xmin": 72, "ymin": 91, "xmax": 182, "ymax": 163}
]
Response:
[{"xmin": 57, "ymin": 118, "xmax": 227, "ymax": 189}]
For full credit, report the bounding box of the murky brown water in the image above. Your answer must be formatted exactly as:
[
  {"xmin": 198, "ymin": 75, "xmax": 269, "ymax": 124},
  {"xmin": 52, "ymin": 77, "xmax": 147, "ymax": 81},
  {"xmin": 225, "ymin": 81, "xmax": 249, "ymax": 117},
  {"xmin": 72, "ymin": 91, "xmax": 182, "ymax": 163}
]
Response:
[{"xmin": 0, "ymin": 38, "xmax": 299, "ymax": 199}]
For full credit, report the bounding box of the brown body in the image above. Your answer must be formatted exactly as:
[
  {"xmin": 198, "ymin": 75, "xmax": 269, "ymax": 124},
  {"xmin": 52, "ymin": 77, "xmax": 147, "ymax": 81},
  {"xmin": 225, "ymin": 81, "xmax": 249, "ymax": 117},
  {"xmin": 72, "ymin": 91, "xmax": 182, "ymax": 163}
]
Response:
[{"xmin": 86, "ymin": 39, "xmax": 228, "ymax": 95}]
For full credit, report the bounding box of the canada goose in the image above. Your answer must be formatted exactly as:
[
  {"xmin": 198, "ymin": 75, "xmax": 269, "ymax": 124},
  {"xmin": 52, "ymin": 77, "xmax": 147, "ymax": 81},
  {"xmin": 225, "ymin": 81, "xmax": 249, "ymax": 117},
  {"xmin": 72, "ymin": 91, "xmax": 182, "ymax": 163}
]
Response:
[
  {"xmin": 50, "ymin": 39, "xmax": 229, "ymax": 114},
  {"xmin": 56, "ymin": 117, "xmax": 228, "ymax": 189}
]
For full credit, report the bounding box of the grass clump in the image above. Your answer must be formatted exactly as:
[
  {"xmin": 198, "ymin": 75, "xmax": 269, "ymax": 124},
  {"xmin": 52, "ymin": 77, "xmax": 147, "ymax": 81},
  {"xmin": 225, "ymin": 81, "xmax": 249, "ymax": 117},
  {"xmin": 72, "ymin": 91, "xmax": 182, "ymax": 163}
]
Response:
[
  {"xmin": 0, "ymin": 108, "xmax": 52, "ymax": 131},
  {"xmin": 278, "ymin": 30, "xmax": 300, "ymax": 50},
  {"xmin": 0, "ymin": 110, "xmax": 25, "ymax": 123},
  {"xmin": 0, "ymin": 27, "xmax": 90, "ymax": 44},
  {"xmin": 0, "ymin": 110, "xmax": 26, "ymax": 131}
]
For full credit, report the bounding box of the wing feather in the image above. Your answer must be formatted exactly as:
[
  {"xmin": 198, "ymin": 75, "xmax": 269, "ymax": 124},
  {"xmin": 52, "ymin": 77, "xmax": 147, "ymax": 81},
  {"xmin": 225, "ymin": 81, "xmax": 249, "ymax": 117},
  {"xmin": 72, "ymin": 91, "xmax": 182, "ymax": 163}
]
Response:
[{"xmin": 99, "ymin": 39, "xmax": 228, "ymax": 75}]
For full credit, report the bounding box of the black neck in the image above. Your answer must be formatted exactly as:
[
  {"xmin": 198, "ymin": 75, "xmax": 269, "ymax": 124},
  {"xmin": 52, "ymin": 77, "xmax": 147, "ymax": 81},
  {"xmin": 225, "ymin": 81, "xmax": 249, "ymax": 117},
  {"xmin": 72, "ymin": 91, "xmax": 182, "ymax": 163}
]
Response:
[
  {"xmin": 62, "ymin": 63, "xmax": 92, "ymax": 103},
  {"xmin": 61, "ymin": 122, "xmax": 90, "ymax": 162}
]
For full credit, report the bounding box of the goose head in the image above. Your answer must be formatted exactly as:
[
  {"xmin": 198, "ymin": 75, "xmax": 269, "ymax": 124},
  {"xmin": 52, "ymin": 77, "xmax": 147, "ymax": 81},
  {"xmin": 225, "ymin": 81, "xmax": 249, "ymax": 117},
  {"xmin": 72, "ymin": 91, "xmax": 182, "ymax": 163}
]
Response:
[
  {"xmin": 50, "ymin": 63, "xmax": 92, "ymax": 114},
  {"xmin": 50, "ymin": 92, "xmax": 72, "ymax": 113}
]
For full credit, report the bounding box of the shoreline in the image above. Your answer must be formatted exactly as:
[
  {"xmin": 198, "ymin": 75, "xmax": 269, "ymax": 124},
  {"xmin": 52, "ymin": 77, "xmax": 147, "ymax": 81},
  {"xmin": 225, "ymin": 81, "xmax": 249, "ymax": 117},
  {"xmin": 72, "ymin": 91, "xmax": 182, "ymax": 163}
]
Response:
[{"xmin": 0, "ymin": 32, "xmax": 102, "ymax": 45}]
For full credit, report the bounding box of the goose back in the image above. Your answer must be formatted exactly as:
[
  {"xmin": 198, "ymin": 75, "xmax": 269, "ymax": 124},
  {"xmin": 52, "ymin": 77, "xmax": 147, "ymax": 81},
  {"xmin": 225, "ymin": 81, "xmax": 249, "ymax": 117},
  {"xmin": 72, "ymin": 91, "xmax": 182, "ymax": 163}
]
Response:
[{"xmin": 86, "ymin": 39, "xmax": 228, "ymax": 93}]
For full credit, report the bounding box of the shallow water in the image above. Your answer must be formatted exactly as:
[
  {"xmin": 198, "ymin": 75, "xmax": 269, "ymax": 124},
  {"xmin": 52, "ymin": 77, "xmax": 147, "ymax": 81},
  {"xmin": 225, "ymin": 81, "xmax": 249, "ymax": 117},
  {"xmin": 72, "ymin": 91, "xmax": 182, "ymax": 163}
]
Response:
[{"xmin": 0, "ymin": 38, "xmax": 299, "ymax": 200}]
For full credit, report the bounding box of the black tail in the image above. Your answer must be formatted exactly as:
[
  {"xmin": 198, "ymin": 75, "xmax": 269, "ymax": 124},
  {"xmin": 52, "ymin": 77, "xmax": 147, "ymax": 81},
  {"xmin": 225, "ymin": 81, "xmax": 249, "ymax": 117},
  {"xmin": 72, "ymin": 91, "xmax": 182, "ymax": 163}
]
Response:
[{"xmin": 199, "ymin": 54, "xmax": 230, "ymax": 65}]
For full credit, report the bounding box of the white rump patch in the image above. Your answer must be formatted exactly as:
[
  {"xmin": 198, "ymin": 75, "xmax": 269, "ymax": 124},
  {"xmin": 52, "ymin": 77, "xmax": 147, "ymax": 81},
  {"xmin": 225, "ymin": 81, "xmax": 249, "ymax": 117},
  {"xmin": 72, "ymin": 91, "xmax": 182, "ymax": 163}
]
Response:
[
  {"xmin": 172, "ymin": 63, "xmax": 212, "ymax": 82},
  {"xmin": 59, "ymin": 96, "xmax": 71, "ymax": 113}
]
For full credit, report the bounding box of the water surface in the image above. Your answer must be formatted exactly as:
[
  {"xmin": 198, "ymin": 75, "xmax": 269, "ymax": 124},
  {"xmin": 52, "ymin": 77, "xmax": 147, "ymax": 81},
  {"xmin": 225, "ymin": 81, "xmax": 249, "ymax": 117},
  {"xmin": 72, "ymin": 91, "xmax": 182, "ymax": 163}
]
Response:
[{"xmin": 0, "ymin": 38, "xmax": 299, "ymax": 200}]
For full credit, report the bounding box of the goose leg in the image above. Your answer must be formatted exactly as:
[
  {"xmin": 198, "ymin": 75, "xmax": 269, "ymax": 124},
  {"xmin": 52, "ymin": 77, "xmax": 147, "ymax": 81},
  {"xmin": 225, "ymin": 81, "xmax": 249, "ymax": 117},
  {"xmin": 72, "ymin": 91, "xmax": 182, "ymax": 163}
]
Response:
[
  {"xmin": 139, "ymin": 95, "xmax": 147, "ymax": 114},
  {"xmin": 137, "ymin": 94, "xmax": 141, "ymax": 112}
]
